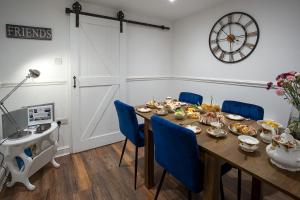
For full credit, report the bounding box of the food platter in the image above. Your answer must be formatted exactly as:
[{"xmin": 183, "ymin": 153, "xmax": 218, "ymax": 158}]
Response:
[
  {"xmin": 228, "ymin": 123, "xmax": 257, "ymax": 136},
  {"xmin": 183, "ymin": 125, "xmax": 202, "ymax": 134},
  {"xmin": 207, "ymin": 127, "xmax": 227, "ymax": 138}
]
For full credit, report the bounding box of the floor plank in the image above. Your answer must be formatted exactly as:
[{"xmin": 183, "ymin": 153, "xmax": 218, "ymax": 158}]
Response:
[{"xmin": 0, "ymin": 141, "xmax": 296, "ymax": 200}]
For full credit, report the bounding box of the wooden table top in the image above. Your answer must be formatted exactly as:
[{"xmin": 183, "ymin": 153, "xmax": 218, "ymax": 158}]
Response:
[{"xmin": 135, "ymin": 106, "xmax": 300, "ymax": 200}]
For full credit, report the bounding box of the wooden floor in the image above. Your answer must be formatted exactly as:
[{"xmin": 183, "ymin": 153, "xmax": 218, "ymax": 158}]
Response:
[{"xmin": 0, "ymin": 141, "xmax": 295, "ymax": 200}]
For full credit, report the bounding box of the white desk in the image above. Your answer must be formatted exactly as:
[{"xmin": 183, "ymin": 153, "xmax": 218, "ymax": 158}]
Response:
[{"xmin": 0, "ymin": 122, "xmax": 60, "ymax": 190}]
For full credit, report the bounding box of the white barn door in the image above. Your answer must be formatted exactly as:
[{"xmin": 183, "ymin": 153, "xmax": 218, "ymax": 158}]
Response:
[{"xmin": 70, "ymin": 14, "xmax": 126, "ymax": 153}]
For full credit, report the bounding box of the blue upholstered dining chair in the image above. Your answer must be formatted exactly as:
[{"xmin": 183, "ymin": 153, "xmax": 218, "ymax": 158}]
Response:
[
  {"xmin": 151, "ymin": 115, "xmax": 203, "ymax": 200},
  {"xmin": 114, "ymin": 100, "xmax": 145, "ymax": 190},
  {"xmin": 221, "ymin": 100, "xmax": 264, "ymax": 200},
  {"xmin": 221, "ymin": 100, "xmax": 264, "ymax": 121},
  {"xmin": 179, "ymin": 92, "xmax": 203, "ymax": 105}
]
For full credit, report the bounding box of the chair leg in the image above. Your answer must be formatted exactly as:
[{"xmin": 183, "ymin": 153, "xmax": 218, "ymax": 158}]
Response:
[
  {"xmin": 134, "ymin": 146, "xmax": 138, "ymax": 190},
  {"xmin": 119, "ymin": 138, "xmax": 127, "ymax": 167},
  {"xmin": 188, "ymin": 190, "xmax": 192, "ymax": 200},
  {"xmin": 237, "ymin": 169, "xmax": 241, "ymax": 200},
  {"xmin": 154, "ymin": 169, "xmax": 167, "ymax": 200},
  {"xmin": 220, "ymin": 176, "xmax": 225, "ymax": 200}
]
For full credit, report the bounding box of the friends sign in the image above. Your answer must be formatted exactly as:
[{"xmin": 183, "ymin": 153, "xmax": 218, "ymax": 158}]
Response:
[{"xmin": 6, "ymin": 24, "xmax": 52, "ymax": 40}]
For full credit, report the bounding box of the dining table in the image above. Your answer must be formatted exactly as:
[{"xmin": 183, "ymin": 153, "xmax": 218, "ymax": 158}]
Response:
[{"xmin": 135, "ymin": 104, "xmax": 300, "ymax": 200}]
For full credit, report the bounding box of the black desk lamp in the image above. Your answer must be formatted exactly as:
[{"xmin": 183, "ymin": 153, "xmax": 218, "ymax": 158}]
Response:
[{"xmin": 0, "ymin": 69, "xmax": 40, "ymax": 138}]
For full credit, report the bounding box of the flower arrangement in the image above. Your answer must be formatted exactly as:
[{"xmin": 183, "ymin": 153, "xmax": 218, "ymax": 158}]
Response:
[{"xmin": 267, "ymin": 71, "xmax": 300, "ymax": 139}]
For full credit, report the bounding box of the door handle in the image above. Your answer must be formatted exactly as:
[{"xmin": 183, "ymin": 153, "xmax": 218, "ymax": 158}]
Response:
[{"xmin": 73, "ymin": 76, "xmax": 77, "ymax": 88}]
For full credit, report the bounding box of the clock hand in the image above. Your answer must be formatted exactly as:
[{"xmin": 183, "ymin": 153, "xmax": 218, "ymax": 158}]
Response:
[
  {"xmin": 235, "ymin": 35, "xmax": 246, "ymax": 38},
  {"xmin": 221, "ymin": 29, "xmax": 229, "ymax": 36}
]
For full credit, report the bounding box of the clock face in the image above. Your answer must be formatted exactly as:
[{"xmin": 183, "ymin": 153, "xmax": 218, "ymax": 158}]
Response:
[{"xmin": 209, "ymin": 12, "xmax": 259, "ymax": 63}]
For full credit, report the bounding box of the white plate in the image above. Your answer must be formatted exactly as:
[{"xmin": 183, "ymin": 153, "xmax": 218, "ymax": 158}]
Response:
[
  {"xmin": 207, "ymin": 127, "xmax": 227, "ymax": 138},
  {"xmin": 238, "ymin": 135, "xmax": 259, "ymax": 152},
  {"xmin": 179, "ymin": 102, "xmax": 187, "ymax": 106},
  {"xmin": 183, "ymin": 125, "xmax": 201, "ymax": 134},
  {"xmin": 137, "ymin": 108, "xmax": 151, "ymax": 113},
  {"xmin": 226, "ymin": 114, "xmax": 245, "ymax": 121}
]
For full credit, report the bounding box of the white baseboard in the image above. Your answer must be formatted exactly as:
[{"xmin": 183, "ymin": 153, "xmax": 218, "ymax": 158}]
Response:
[{"xmin": 56, "ymin": 145, "xmax": 71, "ymax": 157}]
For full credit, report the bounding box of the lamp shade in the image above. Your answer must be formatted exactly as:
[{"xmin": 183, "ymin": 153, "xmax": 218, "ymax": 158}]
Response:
[{"xmin": 29, "ymin": 69, "xmax": 40, "ymax": 78}]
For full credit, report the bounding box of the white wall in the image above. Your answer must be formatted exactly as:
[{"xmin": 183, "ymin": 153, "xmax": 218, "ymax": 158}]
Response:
[
  {"xmin": 0, "ymin": 0, "xmax": 172, "ymax": 154},
  {"xmin": 171, "ymin": 0, "xmax": 300, "ymax": 125}
]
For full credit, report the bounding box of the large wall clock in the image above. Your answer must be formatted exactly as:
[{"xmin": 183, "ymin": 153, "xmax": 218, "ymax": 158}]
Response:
[{"xmin": 209, "ymin": 12, "xmax": 259, "ymax": 63}]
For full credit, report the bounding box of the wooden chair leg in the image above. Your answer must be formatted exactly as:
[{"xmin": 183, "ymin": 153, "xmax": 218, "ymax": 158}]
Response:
[
  {"xmin": 220, "ymin": 176, "xmax": 225, "ymax": 200},
  {"xmin": 188, "ymin": 190, "xmax": 192, "ymax": 200},
  {"xmin": 119, "ymin": 138, "xmax": 127, "ymax": 167},
  {"xmin": 134, "ymin": 146, "xmax": 138, "ymax": 190},
  {"xmin": 154, "ymin": 169, "xmax": 167, "ymax": 200},
  {"xmin": 238, "ymin": 169, "xmax": 241, "ymax": 200}
]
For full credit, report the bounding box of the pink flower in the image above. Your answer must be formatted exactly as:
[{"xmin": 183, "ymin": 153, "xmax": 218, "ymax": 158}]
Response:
[
  {"xmin": 295, "ymin": 72, "xmax": 300, "ymax": 77},
  {"xmin": 275, "ymin": 89, "xmax": 285, "ymax": 96},
  {"xmin": 277, "ymin": 79, "xmax": 284, "ymax": 87},
  {"xmin": 287, "ymin": 75, "xmax": 295, "ymax": 81}
]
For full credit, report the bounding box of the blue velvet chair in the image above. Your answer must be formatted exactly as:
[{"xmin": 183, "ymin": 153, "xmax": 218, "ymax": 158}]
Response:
[
  {"xmin": 114, "ymin": 100, "xmax": 145, "ymax": 190},
  {"xmin": 221, "ymin": 100, "xmax": 264, "ymax": 120},
  {"xmin": 221, "ymin": 100, "xmax": 264, "ymax": 200},
  {"xmin": 151, "ymin": 115, "xmax": 203, "ymax": 200},
  {"xmin": 151, "ymin": 115, "xmax": 231, "ymax": 200},
  {"xmin": 179, "ymin": 92, "xmax": 203, "ymax": 105}
]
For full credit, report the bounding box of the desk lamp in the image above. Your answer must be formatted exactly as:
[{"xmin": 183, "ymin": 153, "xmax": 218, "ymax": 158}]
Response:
[{"xmin": 0, "ymin": 69, "xmax": 40, "ymax": 139}]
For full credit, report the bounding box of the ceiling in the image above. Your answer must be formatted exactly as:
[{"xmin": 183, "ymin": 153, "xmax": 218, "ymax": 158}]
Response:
[{"xmin": 82, "ymin": 0, "xmax": 226, "ymax": 21}]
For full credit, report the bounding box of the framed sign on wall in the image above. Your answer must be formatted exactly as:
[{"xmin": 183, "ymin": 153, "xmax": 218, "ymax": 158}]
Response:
[{"xmin": 6, "ymin": 24, "xmax": 52, "ymax": 40}]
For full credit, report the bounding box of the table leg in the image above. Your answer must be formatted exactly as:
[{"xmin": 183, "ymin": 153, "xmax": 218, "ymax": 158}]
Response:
[
  {"xmin": 144, "ymin": 119, "xmax": 155, "ymax": 188},
  {"xmin": 251, "ymin": 177, "xmax": 262, "ymax": 200},
  {"xmin": 203, "ymin": 152, "xmax": 221, "ymax": 200}
]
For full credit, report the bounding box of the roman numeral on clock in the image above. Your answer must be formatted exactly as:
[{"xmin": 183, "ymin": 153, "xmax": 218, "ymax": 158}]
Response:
[
  {"xmin": 245, "ymin": 43, "xmax": 255, "ymax": 49},
  {"xmin": 228, "ymin": 14, "xmax": 233, "ymax": 23},
  {"xmin": 229, "ymin": 54, "xmax": 234, "ymax": 62},
  {"xmin": 212, "ymin": 46, "xmax": 220, "ymax": 54},
  {"xmin": 210, "ymin": 39, "xmax": 217, "ymax": 44},
  {"xmin": 239, "ymin": 51, "xmax": 245, "ymax": 58},
  {"xmin": 247, "ymin": 31, "xmax": 258, "ymax": 37},
  {"xmin": 219, "ymin": 51, "xmax": 225, "ymax": 60},
  {"xmin": 244, "ymin": 20, "xmax": 254, "ymax": 28}
]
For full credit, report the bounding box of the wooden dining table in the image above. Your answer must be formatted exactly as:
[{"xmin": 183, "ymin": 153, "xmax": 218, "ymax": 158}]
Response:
[{"xmin": 135, "ymin": 105, "xmax": 300, "ymax": 200}]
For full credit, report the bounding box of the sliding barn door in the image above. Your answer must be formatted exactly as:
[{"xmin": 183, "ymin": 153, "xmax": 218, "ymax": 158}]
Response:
[{"xmin": 70, "ymin": 14, "xmax": 126, "ymax": 153}]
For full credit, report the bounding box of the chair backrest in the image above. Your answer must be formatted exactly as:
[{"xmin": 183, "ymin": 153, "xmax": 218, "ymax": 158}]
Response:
[
  {"xmin": 114, "ymin": 100, "xmax": 143, "ymax": 146},
  {"xmin": 221, "ymin": 100, "xmax": 264, "ymax": 120},
  {"xmin": 179, "ymin": 92, "xmax": 203, "ymax": 105},
  {"xmin": 151, "ymin": 115, "xmax": 203, "ymax": 193}
]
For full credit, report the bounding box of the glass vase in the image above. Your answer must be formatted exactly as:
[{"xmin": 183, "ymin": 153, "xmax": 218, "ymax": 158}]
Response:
[{"xmin": 288, "ymin": 106, "xmax": 300, "ymax": 140}]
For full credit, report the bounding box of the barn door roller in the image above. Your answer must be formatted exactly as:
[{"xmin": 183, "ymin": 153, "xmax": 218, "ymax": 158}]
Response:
[{"xmin": 66, "ymin": 1, "xmax": 170, "ymax": 33}]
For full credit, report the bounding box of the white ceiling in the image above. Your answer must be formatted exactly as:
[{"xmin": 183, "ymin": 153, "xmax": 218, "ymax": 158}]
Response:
[{"xmin": 83, "ymin": 0, "xmax": 226, "ymax": 21}]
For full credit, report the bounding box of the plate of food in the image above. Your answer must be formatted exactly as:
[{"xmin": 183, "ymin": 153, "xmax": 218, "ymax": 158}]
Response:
[
  {"xmin": 207, "ymin": 127, "xmax": 227, "ymax": 138},
  {"xmin": 200, "ymin": 103, "xmax": 221, "ymax": 113},
  {"xmin": 136, "ymin": 107, "xmax": 152, "ymax": 113},
  {"xmin": 225, "ymin": 114, "xmax": 245, "ymax": 121},
  {"xmin": 174, "ymin": 108, "xmax": 185, "ymax": 120},
  {"xmin": 228, "ymin": 123, "xmax": 257, "ymax": 136},
  {"xmin": 146, "ymin": 99, "xmax": 160, "ymax": 109},
  {"xmin": 199, "ymin": 112, "xmax": 223, "ymax": 125},
  {"xmin": 183, "ymin": 125, "xmax": 202, "ymax": 134},
  {"xmin": 257, "ymin": 120, "xmax": 283, "ymax": 129},
  {"xmin": 154, "ymin": 109, "xmax": 168, "ymax": 116}
]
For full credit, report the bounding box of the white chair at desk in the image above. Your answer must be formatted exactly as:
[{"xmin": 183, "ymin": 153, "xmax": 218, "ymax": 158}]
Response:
[{"xmin": 0, "ymin": 122, "xmax": 60, "ymax": 190}]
